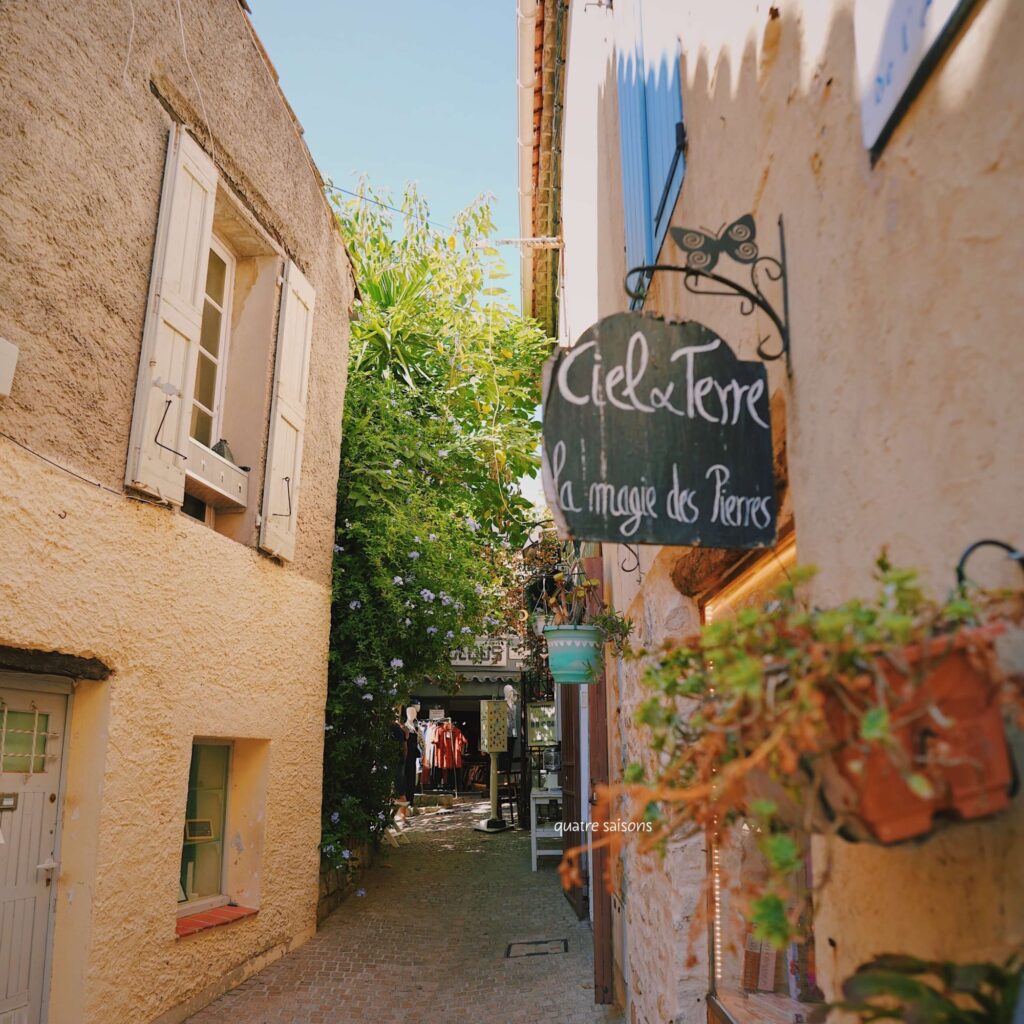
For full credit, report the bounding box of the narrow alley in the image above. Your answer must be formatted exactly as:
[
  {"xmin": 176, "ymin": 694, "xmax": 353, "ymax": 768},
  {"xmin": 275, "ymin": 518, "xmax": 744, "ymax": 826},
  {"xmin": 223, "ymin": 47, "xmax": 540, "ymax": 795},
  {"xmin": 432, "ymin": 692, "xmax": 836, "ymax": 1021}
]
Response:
[{"xmin": 186, "ymin": 802, "xmax": 622, "ymax": 1024}]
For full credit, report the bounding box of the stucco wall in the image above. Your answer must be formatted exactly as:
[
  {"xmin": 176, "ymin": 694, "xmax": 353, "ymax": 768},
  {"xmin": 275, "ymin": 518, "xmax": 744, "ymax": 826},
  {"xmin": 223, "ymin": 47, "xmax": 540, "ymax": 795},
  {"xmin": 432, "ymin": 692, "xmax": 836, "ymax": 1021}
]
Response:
[
  {"xmin": 0, "ymin": 1, "xmax": 351, "ymax": 1021},
  {"xmin": 558, "ymin": 0, "xmax": 1024, "ymax": 1020},
  {"xmin": 0, "ymin": 0, "xmax": 352, "ymax": 584},
  {"xmin": 0, "ymin": 449, "xmax": 332, "ymax": 1022}
]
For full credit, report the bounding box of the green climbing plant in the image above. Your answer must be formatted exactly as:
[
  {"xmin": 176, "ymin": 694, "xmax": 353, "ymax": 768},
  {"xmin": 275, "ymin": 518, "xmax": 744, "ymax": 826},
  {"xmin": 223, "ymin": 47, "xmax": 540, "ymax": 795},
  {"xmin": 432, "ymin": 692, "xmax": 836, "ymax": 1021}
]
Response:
[{"xmin": 320, "ymin": 182, "xmax": 553, "ymax": 857}]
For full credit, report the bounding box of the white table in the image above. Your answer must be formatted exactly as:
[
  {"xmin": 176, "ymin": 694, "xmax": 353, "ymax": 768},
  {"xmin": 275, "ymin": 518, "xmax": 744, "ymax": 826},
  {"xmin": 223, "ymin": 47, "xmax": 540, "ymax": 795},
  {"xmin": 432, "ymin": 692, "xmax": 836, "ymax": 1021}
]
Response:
[{"xmin": 530, "ymin": 787, "xmax": 563, "ymax": 871}]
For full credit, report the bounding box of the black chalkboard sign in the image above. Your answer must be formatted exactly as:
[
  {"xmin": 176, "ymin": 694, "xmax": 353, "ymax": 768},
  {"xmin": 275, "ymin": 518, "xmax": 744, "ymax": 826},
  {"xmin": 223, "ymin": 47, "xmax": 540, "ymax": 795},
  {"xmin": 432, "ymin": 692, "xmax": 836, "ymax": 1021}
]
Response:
[{"xmin": 541, "ymin": 313, "xmax": 776, "ymax": 549}]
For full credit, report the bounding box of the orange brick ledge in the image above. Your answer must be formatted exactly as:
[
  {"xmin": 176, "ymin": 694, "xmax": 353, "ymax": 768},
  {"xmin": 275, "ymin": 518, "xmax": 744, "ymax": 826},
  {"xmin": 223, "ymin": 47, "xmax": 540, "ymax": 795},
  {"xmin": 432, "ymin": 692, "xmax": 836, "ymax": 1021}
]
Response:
[{"xmin": 176, "ymin": 905, "xmax": 258, "ymax": 938}]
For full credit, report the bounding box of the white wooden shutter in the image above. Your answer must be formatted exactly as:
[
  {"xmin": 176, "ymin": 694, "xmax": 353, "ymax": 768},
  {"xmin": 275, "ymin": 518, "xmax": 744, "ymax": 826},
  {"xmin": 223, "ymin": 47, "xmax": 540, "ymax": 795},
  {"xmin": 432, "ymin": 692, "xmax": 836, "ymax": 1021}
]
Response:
[
  {"xmin": 125, "ymin": 125, "xmax": 217, "ymax": 504},
  {"xmin": 259, "ymin": 260, "xmax": 315, "ymax": 561}
]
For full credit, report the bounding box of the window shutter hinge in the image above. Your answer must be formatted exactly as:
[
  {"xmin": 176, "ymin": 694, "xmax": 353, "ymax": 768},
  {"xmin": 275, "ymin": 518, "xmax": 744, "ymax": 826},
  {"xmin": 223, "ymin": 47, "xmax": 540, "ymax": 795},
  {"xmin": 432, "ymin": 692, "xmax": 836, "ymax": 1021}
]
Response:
[{"xmin": 675, "ymin": 121, "xmax": 687, "ymax": 154}]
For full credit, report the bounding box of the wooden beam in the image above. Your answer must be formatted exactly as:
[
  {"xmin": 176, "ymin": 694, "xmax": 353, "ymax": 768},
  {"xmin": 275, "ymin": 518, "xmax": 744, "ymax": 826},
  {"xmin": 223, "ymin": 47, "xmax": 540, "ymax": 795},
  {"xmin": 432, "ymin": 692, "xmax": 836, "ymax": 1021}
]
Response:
[{"xmin": 0, "ymin": 644, "xmax": 111, "ymax": 680}]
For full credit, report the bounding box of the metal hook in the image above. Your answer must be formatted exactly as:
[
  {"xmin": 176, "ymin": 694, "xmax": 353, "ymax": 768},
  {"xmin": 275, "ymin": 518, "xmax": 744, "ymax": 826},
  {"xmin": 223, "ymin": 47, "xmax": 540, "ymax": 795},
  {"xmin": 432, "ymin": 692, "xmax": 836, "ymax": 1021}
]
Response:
[
  {"xmin": 955, "ymin": 539, "xmax": 1024, "ymax": 591},
  {"xmin": 272, "ymin": 476, "xmax": 293, "ymax": 518},
  {"xmin": 619, "ymin": 543, "xmax": 643, "ymax": 581},
  {"xmin": 154, "ymin": 399, "xmax": 189, "ymax": 460}
]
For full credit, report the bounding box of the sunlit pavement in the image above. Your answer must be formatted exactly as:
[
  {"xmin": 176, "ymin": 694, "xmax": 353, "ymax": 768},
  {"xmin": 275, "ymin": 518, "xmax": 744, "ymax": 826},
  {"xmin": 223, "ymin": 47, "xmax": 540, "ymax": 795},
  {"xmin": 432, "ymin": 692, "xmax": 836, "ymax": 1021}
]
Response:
[{"xmin": 186, "ymin": 799, "xmax": 622, "ymax": 1024}]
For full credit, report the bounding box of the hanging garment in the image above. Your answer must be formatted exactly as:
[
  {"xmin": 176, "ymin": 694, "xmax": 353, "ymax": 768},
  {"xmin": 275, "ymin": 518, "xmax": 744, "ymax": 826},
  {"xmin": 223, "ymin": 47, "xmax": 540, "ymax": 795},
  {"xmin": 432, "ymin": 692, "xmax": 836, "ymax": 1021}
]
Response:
[
  {"xmin": 420, "ymin": 721, "xmax": 440, "ymax": 784},
  {"xmin": 452, "ymin": 726, "xmax": 468, "ymax": 768}
]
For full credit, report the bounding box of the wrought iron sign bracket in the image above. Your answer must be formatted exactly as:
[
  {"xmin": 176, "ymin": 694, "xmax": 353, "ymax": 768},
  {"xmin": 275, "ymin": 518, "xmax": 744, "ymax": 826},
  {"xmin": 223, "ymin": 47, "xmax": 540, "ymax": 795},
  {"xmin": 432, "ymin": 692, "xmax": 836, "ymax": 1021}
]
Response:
[{"xmin": 625, "ymin": 213, "xmax": 791, "ymax": 371}]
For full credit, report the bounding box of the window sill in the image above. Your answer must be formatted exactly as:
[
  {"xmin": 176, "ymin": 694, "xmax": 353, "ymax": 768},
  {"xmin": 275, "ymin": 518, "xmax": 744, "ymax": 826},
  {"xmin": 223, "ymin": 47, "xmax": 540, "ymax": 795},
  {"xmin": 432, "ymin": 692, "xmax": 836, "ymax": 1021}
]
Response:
[
  {"xmin": 185, "ymin": 437, "xmax": 249, "ymax": 510},
  {"xmin": 711, "ymin": 990, "xmax": 821, "ymax": 1024},
  {"xmin": 175, "ymin": 904, "xmax": 258, "ymax": 938}
]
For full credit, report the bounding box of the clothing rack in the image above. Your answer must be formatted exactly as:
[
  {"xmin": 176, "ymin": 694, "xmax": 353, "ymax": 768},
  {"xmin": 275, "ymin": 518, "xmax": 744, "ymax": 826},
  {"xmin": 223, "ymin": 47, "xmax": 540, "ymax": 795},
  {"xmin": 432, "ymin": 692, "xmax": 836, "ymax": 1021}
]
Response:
[{"xmin": 416, "ymin": 718, "xmax": 467, "ymax": 797}]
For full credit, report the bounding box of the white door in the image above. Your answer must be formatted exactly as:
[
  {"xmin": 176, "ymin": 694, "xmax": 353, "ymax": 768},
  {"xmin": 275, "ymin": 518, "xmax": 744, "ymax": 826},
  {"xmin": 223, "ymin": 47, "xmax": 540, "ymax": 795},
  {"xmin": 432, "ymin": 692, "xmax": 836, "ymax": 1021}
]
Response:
[{"xmin": 0, "ymin": 687, "xmax": 67, "ymax": 1024}]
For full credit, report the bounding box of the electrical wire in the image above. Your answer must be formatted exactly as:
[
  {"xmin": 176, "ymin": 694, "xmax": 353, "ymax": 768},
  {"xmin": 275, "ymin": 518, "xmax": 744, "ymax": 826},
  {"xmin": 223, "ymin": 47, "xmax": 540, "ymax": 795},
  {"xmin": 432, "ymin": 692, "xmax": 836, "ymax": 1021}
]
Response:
[
  {"xmin": 175, "ymin": 0, "xmax": 216, "ymax": 164},
  {"xmin": 0, "ymin": 431, "xmax": 124, "ymax": 497},
  {"xmin": 122, "ymin": 0, "xmax": 135, "ymax": 88},
  {"xmin": 324, "ymin": 183, "xmax": 454, "ymax": 234},
  {"xmin": 0, "ymin": 431, "xmax": 167, "ymax": 509}
]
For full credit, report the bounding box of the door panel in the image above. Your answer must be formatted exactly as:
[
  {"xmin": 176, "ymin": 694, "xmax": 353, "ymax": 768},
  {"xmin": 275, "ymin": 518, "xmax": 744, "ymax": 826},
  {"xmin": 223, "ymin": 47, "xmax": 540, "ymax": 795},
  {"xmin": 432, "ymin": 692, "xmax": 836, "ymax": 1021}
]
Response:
[{"xmin": 0, "ymin": 688, "xmax": 67, "ymax": 1024}]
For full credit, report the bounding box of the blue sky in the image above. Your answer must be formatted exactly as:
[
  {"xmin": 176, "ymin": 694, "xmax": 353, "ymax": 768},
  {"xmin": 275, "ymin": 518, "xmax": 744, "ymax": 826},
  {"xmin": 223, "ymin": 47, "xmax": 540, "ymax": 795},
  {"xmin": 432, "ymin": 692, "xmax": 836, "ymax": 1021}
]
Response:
[{"xmin": 250, "ymin": 0, "xmax": 522, "ymax": 305}]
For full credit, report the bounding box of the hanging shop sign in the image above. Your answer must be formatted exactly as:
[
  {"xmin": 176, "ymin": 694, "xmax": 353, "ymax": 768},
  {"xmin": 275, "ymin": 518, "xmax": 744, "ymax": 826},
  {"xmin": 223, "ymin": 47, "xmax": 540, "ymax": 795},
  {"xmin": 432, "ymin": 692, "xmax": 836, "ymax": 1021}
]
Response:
[{"xmin": 541, "ymin": 312, "xmax": 776, "ymax": 549}]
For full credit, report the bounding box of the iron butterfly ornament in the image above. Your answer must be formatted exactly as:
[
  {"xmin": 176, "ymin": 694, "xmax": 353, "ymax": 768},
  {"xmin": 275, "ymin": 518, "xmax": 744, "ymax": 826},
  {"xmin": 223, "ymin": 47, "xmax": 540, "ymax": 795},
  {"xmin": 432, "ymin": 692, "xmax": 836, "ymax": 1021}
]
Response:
[
  {"xmin": 671, "ymin": 214, "xmax": 758, "ymax": 272},
  {"xmin": 623, "ymin": 211, "xmax": 791, "ymax": 366}
]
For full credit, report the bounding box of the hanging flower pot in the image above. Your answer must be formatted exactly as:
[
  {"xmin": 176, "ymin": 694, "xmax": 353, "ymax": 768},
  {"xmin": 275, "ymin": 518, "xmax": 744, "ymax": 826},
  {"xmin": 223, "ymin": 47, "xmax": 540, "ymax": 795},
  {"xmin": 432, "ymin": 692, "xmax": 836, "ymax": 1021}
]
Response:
[
  {"xmin": 544, "ymin": 624, "xmax": 604, "ymax": 684},
  {"xmin": 820, "ymin": 624, "xmax": 1015, "ymax": 844},
  {"xmin": 620, "ymin": 552, "xmax": 1024, "ymax": 950},
  {"xmin": 531, "ymin": 611, "xmax": 554, "ymax": 638}
]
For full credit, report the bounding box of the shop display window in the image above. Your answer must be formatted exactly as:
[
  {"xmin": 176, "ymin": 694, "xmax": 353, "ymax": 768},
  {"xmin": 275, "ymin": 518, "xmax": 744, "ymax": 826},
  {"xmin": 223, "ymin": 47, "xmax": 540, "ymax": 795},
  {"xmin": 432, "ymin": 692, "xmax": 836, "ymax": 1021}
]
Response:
[{"xmin": 703, "ymin": 540, "xmax": 824, "ymax": 1022}]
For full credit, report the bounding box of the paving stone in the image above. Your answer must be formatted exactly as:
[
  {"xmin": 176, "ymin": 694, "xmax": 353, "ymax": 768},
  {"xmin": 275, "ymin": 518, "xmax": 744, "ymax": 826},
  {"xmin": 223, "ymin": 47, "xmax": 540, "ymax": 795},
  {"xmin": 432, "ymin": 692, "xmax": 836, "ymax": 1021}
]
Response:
[{"xmin": 187, "ymin": 800, "xmax": 622, "ymax": 1024}]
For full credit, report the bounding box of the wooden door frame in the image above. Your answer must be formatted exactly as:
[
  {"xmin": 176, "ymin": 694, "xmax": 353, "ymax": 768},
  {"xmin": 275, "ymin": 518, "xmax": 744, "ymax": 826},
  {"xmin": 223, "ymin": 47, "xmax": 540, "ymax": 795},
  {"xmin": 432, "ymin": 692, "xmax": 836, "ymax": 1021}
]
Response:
[
  {"xmin": 588, "ymin": 654, "xmax": 614, "ymax": 1002},
  {"xmin": 558, "ymin": 682, "xmax": 587, "ymax": 919},
  {"xmin": 1, "ymin": 672, "xmax": 74, "ymax": 1024},
  {"xmin": 583, "ymin": 554, "xmax": 614, "ymax": 1004}
]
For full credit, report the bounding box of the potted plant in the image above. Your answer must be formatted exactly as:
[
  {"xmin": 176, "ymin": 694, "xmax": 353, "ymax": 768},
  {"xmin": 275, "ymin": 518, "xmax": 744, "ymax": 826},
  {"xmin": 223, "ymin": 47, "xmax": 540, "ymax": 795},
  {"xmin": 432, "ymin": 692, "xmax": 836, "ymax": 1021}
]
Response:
[
  {"xmin": 599, "ymin": 553, "xmax": 1023, "ymax": 946},
  {"xmin": 810, "ymin": 952, "xmax": 1024, "ymax": 1022},
  {"xmin": 542, "ymin": 561, "xmax": 633, "ymax": 684}
]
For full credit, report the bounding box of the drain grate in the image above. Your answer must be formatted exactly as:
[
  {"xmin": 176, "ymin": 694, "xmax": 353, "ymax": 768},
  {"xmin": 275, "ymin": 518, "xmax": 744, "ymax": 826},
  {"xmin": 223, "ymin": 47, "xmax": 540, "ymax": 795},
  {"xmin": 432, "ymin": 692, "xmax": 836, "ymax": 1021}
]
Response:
[{"xmin": 505, "ymin": 939, "xmax": 568, "ymax": 958}]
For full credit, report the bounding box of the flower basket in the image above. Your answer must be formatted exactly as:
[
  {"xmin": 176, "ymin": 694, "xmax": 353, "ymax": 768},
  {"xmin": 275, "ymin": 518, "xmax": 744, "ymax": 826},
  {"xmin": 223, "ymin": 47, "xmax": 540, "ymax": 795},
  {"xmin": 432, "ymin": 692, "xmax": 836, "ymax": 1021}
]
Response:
[
  {"xmin": 820, "ymin": 625, "xmax": 1015, "ymax": 844},
  {"xmin": 544, "ymin": 624, "xmax": 603, "ymax": 685}
]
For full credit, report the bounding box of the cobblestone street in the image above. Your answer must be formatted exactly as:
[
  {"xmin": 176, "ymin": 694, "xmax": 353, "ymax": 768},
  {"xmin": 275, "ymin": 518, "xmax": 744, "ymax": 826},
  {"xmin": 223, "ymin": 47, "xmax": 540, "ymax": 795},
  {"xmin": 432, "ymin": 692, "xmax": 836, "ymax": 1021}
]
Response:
[{"xmin": 187, "ymin": 801, "xmax": 622, "ymax": 1024}]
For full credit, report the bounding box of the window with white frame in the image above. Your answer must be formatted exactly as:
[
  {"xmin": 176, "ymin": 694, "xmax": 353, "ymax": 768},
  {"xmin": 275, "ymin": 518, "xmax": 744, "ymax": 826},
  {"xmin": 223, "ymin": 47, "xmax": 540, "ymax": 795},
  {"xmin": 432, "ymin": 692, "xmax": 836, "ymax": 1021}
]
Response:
[
  {"xmin": 124, "ymin": 124, "xmax": 316, "ymax": 562},
  {"xmin": 190, "ymin": 238, "xmax": 234, "ymax": 450}
]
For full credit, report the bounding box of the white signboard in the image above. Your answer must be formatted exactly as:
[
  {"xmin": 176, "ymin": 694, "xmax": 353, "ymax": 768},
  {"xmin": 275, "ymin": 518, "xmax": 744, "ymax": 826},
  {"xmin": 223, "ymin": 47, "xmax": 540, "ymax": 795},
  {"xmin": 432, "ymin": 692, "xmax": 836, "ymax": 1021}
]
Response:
[{"xmin": 855, "ymin": 0, "xmax": 978, "ymax": 152}]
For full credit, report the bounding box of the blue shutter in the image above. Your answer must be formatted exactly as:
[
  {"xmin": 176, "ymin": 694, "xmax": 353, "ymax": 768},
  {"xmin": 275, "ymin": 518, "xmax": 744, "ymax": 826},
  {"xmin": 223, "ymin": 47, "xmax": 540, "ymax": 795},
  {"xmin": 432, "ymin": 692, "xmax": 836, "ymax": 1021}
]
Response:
[
  {"xmin": 618, "ymin": 4, "xmax": 686, "ymax": 307},
  {"xmin": 617, "ymin": 43, "xmax": 653, "ymax": 295},
  {"xmin": 644, "ymin": 40, "xmax": 685, "ymax": 258}
]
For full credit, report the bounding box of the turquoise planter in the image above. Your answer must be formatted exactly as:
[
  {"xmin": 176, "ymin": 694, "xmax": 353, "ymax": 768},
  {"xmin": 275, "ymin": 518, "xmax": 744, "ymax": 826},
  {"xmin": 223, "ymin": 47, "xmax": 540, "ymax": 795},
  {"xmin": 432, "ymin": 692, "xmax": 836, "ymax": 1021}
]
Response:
[{"xmin": 544, "ymin": 625, "xmax": 603, "ymax": 685}]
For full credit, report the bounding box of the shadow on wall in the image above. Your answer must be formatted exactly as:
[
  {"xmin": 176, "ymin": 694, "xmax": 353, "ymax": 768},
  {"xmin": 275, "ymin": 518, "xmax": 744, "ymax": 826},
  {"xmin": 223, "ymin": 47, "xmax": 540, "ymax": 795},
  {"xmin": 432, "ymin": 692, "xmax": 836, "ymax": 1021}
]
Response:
[{"xmin": 577, "ymin": 0, "xmax": 1024, "ymax": 1010}]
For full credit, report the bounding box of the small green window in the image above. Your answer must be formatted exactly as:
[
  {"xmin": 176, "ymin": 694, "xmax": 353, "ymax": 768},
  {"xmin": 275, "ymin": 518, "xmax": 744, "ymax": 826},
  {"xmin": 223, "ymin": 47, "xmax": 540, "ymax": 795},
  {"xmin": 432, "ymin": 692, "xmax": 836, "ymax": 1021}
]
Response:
[
  {"xmin": 0, "ymin": 709, "xmax": 49, "ymax": 773},
  {"xmin": 179, "ymin": 743, "xmax": 229, "ymax": 904}
]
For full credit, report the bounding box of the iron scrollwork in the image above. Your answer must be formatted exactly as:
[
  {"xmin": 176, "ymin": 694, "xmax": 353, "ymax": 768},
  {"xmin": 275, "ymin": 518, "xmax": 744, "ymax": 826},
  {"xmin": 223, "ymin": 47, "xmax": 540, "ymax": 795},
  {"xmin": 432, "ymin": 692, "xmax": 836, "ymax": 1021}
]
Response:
[{"xmin": 625, "ymin": 213, "xmax": 791, "ymax": 366}]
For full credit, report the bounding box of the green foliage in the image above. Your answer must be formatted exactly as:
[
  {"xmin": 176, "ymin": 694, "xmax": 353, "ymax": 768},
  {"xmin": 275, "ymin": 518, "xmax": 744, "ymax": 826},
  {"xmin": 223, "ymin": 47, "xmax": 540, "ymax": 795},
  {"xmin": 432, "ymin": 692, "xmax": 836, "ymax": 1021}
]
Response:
[
  {"xmin": 320, "ymin": 184, "xmax": 553, "ymax": 856},
  {"xmin": 633, "ymin": 557, "xmax": 1022, "ymax": 948},
  {"xmin": 750, "ymin": 893, "xmax": 791, "ymax": 950},
  {"xmin": 333, "ymin": 181, "xmax": 552, "ymax": 540},
  {"xmin": 810, "ymin": 952, "xmax": 1024, "ymax": 1023}
]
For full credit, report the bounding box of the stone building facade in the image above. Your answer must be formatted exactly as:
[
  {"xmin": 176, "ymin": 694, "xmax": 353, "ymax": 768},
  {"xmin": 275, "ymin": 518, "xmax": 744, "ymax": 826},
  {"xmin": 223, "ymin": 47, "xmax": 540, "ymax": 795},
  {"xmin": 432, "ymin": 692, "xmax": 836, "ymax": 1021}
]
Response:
[
  {"xmin": 0, "ymin": 2, "xmax": 353, "ymax": 1021},
  {"xmin": 519, "ymin": 0, "xmax": 1024, "ymax": 1021}
]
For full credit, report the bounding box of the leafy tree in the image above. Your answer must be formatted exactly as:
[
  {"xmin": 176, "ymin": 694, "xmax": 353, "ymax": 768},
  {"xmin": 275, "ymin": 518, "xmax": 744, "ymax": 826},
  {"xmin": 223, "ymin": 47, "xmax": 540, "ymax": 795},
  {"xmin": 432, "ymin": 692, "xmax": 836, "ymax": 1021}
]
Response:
[{"xmin": 320, "ymin": 184, "xmax": 552, "ymax": 854}]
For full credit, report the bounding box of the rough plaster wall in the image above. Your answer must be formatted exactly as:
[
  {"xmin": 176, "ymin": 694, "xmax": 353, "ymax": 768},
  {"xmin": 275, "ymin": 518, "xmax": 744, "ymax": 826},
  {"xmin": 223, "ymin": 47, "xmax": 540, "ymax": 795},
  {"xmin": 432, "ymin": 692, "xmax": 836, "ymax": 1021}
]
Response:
[
  {"xmin": 562, "ymin": 0, "xmax": 1024, "ymax": 1016},
  {"xmin": 0, "ymin": 0, "xmax": 352, "ymax": 1019},
  {"xmin": 0, "ymin": 0, "xmax": 352, "ymax": 584},
  {"xmin": 642, "ymin": 0, "xmax": 1024, "ymax": 999},
  {"xmin": 0, "ymin": 447, "xmax": 329, "ymax": 1023},
  {"xmin": 617, "ymin": 554, "xmax": 707, "ymax": 1024}
]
